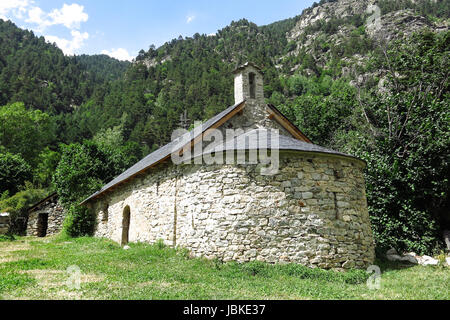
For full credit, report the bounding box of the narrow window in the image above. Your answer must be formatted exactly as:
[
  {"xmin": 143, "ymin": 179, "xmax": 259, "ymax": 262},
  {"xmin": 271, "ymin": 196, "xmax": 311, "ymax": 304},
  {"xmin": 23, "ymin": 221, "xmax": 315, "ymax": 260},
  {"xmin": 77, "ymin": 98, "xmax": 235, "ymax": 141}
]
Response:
[
  {"xmin": 249, "ymin": 72, "xmax": 256, "ymax": 99},
  {"xmin": 122, "ymin": 206, "xmax": 131, "ymax": 246},
  {"xmin": 102, "ymin": 204, "xmax": 109, "ymax": 222}
]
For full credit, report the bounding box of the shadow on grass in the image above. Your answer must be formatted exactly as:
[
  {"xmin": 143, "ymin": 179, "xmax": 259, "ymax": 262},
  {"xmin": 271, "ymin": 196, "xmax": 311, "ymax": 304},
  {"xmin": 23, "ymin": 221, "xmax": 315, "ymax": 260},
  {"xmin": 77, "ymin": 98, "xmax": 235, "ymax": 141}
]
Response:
[{"xmin": 374, "ymin": 257, "xmax": 418, "ymax": 273}]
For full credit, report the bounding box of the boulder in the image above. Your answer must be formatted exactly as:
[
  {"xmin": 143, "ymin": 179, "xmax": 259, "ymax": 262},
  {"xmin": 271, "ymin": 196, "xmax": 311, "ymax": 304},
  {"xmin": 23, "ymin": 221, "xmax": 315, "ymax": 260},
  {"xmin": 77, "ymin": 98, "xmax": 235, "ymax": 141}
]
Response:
[
  {"xmin": 444, "ymin": 230, "xmax": 450, "ymax": 251},
  {"xmin": 386, "ymin": 248, "xmax": 418, "ymax": 264},
  {"xmin": 417, "ymin": 255, "xmax": 439, "ymax": 266}
]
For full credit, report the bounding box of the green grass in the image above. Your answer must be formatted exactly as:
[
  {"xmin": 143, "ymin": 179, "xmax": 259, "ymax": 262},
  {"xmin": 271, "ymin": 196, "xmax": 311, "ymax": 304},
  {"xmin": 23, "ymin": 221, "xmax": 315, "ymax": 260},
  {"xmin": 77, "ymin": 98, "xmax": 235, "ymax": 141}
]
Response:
[{"xmin": 0, "ymin": 236, "xmax": 448, "ymax": 300}]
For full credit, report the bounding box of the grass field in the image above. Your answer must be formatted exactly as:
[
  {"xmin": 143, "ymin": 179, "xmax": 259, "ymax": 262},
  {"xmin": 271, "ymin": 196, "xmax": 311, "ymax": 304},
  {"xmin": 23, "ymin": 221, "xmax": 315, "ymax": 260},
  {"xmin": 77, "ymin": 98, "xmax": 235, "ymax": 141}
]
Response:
[{"xmin": 0, "ymin": 236, "xmax": 448, "ymax": 300}]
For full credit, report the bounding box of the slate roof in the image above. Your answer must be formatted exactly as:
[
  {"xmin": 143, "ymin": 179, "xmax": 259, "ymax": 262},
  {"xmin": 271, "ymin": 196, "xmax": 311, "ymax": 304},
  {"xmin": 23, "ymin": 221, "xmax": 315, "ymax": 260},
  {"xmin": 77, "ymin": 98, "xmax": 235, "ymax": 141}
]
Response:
[
  {"xmin": 28, "ymin": 193, "xmax": 58, "ymax": 213},
  {"xmin": 81, "ymin": 101, "xmax": 245, "ymax": 204},
  {"xmin": 233, "ymin": 62, "xmax": 263, "ymax": 74},
  {"xmin": 202, "ymin": 129, "xmax": 354, "ymax": 159},
  {"xmin": 81, "ymin": 102, "xmax": 363, "ymax": 205}
]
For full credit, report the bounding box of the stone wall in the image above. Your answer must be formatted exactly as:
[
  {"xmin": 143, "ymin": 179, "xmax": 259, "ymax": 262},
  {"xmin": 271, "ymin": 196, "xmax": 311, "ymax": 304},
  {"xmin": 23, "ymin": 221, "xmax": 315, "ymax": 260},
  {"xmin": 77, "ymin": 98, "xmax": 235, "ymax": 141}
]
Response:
[
  {"xmin": 0, "ymin": 213, "xmax": 10, "ymax": 235},
  {"xmin": 92, "ymin": 151, "xmax": 375, "ymax": 270},
  {"xmin": 27, "ymin": 201, "xmax": 66, "ymax": 237}
]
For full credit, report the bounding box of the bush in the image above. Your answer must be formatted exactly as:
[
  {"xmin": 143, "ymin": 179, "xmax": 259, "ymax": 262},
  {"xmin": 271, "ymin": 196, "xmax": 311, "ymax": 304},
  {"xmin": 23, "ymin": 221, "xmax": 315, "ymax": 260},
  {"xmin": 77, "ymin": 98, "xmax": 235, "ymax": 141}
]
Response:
[
  {"xmin": 0, "ymin": 152, "xmax": 32, "ymax": 195},
  {"xmin": 0, "ymin": 234, "xmax": 15, "ymax": 242},
  {"xmin": 340, "ymin": 31, "xmax": 449, "ymax": 255},
  {"xmin": 53, "ymin": 140, "xmax": 141, "ymax": 207},
  {"xmin": 53, "ymin": 142, "xmax": 110, "ymax": 207},
  {"xmin": 241, "ymin": 260, "xmax": 270, "ymax": 277},
  {"xmin": 62, "ymin": 205, "xmax": 96, "ymax": 238},
  {"xmin": 0, "ymin": 187, "xmax": 48, "ymax": 235},
  {"xmin": 155, "ymin": 239, "xmax": 166, "ymax": 250},
  {"xmin": 363, "ymin": 151, "xmax": 443, "ymax": 255}
]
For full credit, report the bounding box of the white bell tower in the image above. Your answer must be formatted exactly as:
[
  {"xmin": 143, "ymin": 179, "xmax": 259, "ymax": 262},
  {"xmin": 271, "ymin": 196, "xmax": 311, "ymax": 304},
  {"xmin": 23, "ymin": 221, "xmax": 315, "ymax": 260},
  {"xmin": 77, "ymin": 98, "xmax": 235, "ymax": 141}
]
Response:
[{"xmin": 233, "ymin": 62, "xmax": 264, "ymax": 105}]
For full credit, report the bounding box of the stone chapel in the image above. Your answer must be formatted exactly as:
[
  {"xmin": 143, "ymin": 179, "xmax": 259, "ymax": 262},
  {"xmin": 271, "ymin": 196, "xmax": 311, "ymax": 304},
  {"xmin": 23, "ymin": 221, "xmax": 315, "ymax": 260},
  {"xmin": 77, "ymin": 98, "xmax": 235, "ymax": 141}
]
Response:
[{"xmin": 82, "ymin": 62, "xmax": 375, "ymax": 269}]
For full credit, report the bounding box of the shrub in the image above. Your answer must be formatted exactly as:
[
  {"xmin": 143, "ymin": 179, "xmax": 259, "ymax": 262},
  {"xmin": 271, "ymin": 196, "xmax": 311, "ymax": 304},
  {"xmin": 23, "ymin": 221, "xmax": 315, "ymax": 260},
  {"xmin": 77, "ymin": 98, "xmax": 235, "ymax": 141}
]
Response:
[
  {"xmin": 53, "ymin": 140, "xmax": 141, "ymax": 207},
  {"xmin": 62, "ymin": 205, "xmax": 96, "ymax": 238},
  {"xmin": 0, "ymin": 234, "xmax": 15, "ymax": 242},
  {"xmin": 0, "ymin": 187, "xmax": 48, "ymax": 235},
  {"xmin": 0, "ymin": 152, "xmax": 32, "ymax": 195},
  {"xmin": 241, "ymin": 260, "xmax": 270, "ymax": 277},
  {"xmin": 53, "ymin": 142, "xmax": 110, "ymax": 207},
  {"xmin": 156, "ymin": 239, "xmax": 166, "ymax": 250},
  {"xmin": 340, "ymin": 31, "xmax": 449, "ymax": 255}
]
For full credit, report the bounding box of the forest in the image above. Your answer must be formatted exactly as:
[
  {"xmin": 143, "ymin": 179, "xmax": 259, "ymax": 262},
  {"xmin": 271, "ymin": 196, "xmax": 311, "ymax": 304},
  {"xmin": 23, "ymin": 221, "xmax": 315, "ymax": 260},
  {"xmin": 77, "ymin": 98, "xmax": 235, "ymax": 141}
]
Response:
[{"xmin": 0, "ymin": 0, "xmax": 448, "ymax": 256}]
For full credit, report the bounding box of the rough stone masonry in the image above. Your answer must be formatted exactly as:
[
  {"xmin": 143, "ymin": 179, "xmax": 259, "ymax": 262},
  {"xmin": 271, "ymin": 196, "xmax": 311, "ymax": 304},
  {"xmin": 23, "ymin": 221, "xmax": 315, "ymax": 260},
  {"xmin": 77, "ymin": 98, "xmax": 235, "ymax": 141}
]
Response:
[
  {"xmin": 85, "ymin": 62, "xmax": 375, "ymax": 270},
  {"xmin": 0, "ymin": 213, "xmax": 10, "ymax": 235},
  {"xmin": 27, "ymin": 194, "xmax": 66, "ymax": 237}
]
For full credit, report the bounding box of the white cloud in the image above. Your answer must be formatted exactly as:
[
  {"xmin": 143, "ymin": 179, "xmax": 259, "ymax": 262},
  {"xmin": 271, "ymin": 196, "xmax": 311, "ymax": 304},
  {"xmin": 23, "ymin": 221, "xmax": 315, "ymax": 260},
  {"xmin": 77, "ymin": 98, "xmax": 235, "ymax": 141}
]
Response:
[
  {"xmin": 3, "ymin": 2, "xmax": 90, "ymax": 56},
  {"xmin": 25, "ymin": 3, "xmax": 88, "ymax": 31},
  {"xmin": 101, "ymin": 48, "xmax": 134, "ymax": 62},
  {"xmin": 21, "ymin": 3, "xmax": 90, "ymax": 54},
  {"xmin": 0, "ymin": 0, "xmax": 32, "ymax": 20},
  {"xmin": 25, "ymin": 6, "xmax": 44, "ymax": 25},
  {"xmin": 186, "ymin": 15, "xmax": 196, "ymax": 24},
  {"xmin": 46, "ymin": 30, "xmax": 89, "ymax": 55},
  {"xmin": 48, "ymin": 4, "xmax": 88, "ymax": 29}
]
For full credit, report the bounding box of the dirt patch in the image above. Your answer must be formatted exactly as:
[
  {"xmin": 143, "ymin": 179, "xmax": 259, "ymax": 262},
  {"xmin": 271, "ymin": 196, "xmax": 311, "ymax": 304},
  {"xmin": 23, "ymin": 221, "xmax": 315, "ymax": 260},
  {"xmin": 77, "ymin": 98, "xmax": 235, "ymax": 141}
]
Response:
[
  {"xmin": 0, "ymin": 255, "xmax": 22, "ymax": 264},
  {"xmin": 20, "ymin": 269, "xmax": 104, "ymax": 286},
  {"xmin": 0, "ymin": 242, "xmax": 31, "ymax": 253},
  {"xmin": 0, "ymin": 242, "xmax": 32, "ymax": 264},
  {"xmin": 7, "ymin": 269, "xmax": 106, "ymax": 300},
  {"xmin": 19, "ymin": 270, "xmax": 66, "ymax": 288}
]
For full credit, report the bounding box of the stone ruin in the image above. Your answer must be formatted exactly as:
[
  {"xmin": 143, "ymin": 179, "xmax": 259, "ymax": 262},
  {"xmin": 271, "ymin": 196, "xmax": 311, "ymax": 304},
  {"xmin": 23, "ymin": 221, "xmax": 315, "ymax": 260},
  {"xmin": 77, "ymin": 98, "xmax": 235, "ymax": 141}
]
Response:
[
  {"xmin": 26, "ymin": 193, "xmax": 66, "ymax": 237},
  {"xmin": 0, "ymin": 212, "xmax": 10, "ymax": 235}
]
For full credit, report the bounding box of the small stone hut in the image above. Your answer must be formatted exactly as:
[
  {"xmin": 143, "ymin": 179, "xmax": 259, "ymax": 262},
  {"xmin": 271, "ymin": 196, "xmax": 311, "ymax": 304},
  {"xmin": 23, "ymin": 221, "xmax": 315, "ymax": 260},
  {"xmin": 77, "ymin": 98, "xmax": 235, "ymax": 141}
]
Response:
[
  {"xmin": 26, "ymin": 193, "xmax": 66, "ymax": 237},
  {"xmin": 82, "ymin": 62, "xmax": 375, "ymax": 269},
  {"xmin": 0, "ymin": 213, "xmax": 10, "ymax": 235}
]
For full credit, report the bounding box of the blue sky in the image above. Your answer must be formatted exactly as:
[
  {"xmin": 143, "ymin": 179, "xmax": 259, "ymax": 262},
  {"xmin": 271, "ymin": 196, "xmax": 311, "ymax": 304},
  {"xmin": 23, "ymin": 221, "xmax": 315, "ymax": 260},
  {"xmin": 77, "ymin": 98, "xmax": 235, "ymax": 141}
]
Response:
[{"xmin": 0, "ymin": 0, "xmax": 315, "ymax": 61}]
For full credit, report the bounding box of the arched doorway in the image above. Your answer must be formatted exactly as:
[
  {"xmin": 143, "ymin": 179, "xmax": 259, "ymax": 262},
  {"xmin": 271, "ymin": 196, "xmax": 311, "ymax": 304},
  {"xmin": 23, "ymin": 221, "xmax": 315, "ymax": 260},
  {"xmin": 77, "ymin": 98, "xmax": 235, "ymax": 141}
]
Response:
[
  {"xmin": 121, "ymin": 206, "xmax": 130, "ymax": 246},
  {"xmin": 36, "ymin": 213, "xmax": 48, "ymax": 237}
]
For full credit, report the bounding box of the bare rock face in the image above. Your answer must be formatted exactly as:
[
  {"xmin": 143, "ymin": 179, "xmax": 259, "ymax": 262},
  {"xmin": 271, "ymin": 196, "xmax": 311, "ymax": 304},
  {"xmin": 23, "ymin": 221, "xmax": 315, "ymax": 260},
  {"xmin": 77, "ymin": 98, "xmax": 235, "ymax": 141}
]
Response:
[
  {"xmin": 370, "ymin": 9, "xmax": 448, "ymax": 41},
  {"xmin": 141, "ymin": 55, "xmax": 172, "ymax": 69},
  {"xmin": 287, "ymin": 0, "xmax": 371, "ymax": 42},
  {"xmin": 288, "ymin": 0, "xmax": 448, "ymax": 43},
  {"xmin": 283, "ymin": 0, "xmax": 449, "ymax": 79}
]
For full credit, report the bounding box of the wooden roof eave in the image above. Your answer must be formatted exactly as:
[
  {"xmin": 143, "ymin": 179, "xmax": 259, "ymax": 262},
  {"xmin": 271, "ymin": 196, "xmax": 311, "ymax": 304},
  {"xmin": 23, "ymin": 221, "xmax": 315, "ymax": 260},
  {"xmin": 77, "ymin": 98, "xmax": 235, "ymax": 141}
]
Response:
[{"xmin": 266, "ymin": 104, "xmax": 312, "ymax": 143}]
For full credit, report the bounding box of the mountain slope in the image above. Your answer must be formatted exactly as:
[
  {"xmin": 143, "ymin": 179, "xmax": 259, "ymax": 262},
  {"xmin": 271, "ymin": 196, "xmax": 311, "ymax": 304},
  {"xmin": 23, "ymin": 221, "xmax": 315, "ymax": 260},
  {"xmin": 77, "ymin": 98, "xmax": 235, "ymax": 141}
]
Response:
[{"xmin": 0, "ymin": 19, "xmax": 129, "ymax": 114}]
